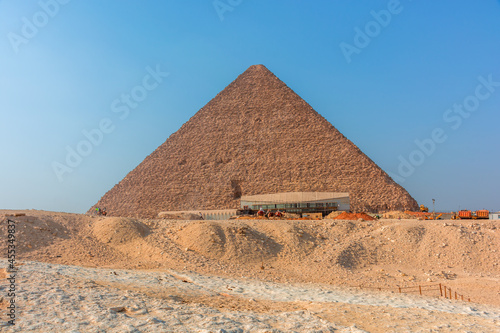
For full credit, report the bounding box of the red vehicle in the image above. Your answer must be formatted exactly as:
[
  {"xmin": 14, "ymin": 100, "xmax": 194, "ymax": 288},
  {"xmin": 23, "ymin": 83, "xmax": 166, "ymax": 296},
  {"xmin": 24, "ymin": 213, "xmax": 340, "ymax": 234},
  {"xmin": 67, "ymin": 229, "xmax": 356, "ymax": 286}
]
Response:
[
  {"xmin": 475, "ymin": 210, "xmax": 489, "ymax": 219},
  {"xmin": 458, "ymin": 210, "xmax": 472, "ymax": 219}
]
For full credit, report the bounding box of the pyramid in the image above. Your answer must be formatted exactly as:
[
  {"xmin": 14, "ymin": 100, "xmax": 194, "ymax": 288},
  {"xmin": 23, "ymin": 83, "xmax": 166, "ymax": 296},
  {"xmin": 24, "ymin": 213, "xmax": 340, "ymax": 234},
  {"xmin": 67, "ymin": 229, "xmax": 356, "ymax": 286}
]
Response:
[{"xmin": 90, "ymin": 65, "xmax": 418, "ymax": 218}]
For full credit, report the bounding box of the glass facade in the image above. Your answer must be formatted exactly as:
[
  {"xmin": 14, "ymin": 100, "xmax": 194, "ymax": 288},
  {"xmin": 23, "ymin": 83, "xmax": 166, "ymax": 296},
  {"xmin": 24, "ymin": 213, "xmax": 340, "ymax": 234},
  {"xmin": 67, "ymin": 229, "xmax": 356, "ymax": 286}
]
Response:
[{"xmin": 250, "ymin": 201, "xmax": 338, "ymax": 215}]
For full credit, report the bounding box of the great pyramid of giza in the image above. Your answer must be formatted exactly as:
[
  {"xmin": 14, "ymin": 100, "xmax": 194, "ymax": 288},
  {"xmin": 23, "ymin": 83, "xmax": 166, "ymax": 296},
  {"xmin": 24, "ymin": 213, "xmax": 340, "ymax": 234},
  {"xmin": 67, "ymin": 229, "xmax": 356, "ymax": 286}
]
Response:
[{"xmin": 90, "ymin": 64, "xmax": 418, "ymax": 218}]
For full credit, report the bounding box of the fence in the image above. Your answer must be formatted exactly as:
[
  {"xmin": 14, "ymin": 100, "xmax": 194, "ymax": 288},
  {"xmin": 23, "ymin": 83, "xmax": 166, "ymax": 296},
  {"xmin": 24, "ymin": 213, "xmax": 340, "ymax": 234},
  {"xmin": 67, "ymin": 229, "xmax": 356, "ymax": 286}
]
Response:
[{"xmin": 357, "ymin": 283, "xmax": 471, "ymax": 302}]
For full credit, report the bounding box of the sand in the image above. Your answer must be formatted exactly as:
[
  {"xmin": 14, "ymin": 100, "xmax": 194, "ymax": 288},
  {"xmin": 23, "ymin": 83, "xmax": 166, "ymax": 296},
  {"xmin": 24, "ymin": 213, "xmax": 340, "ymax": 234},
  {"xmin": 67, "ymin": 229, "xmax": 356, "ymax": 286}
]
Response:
[
  {"xmin": 0, "ymin": 210, "xmax": 499, "ymax": 332},
  {"xmin": 0, "ymin": 259, "xmax": 499, "ymax": 332},
  {"xmin": 381, "ymin": 211, "xmax": 416, "ymax": 219}
]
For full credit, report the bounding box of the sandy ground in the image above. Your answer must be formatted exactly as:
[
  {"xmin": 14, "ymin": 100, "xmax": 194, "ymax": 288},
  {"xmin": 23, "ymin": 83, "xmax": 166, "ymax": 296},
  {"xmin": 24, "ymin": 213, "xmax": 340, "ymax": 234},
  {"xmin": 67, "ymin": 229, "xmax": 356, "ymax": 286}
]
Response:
[{"xmin": 0, "ymin": 210, "xmax": 499, "ymax": 332}]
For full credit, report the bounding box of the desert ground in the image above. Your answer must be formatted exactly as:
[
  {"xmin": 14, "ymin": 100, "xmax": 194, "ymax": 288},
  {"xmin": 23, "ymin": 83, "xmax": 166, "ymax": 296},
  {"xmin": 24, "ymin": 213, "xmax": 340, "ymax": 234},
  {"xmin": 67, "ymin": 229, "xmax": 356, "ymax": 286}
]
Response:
[{"xmin": 0, "ymin": 209, "xmax": 499, "ymax": 332}]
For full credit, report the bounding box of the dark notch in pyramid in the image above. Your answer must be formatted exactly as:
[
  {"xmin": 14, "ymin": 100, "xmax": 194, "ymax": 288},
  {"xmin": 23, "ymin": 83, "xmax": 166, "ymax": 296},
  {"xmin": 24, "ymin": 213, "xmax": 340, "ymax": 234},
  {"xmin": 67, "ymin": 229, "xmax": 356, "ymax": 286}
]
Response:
[{"xmin": 90, "ymin": 64, "xmax": 418, "ymax": 218}]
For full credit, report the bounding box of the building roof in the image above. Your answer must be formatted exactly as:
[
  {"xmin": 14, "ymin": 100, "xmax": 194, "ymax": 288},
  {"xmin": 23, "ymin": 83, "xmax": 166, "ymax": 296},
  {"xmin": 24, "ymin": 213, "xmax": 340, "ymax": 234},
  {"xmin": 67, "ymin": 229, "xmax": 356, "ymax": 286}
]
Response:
[{"xmin": 240, "ymin": 192, "xmax": 349, "ymax": 204}]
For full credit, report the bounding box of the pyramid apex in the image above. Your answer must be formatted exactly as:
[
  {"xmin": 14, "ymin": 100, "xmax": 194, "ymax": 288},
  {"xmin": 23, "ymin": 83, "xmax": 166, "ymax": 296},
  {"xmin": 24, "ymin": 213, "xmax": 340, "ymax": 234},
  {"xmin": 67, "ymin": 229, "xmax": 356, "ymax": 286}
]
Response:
[{"xmin": 245, "ymin": 64, "xmax": 270, "ymax": 72}]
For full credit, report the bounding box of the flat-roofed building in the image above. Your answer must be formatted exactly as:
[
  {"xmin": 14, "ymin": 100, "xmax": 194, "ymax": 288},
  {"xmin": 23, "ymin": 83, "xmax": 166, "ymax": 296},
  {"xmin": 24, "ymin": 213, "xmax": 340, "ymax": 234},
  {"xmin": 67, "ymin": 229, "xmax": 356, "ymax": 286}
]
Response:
[
  {"xmin": 489, "ymin": 212, "xmax": 500, "ymax": 220},
  {"xmin": 240, "ymin": 192, "xmax": 349, "ymax": 216}
]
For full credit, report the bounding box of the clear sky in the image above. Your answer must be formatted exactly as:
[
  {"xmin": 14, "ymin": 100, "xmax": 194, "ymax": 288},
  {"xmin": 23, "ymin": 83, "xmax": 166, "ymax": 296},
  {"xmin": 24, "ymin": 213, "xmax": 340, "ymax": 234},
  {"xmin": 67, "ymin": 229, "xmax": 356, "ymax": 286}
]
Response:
[{"xmin": 1, "ymin": 0, "xmax": 499, "ymax": 213}]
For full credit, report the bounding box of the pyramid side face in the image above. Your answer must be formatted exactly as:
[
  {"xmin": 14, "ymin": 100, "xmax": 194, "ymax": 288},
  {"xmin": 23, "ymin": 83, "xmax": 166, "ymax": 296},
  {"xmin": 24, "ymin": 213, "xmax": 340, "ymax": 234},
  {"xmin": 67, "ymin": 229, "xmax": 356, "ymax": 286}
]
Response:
[{"xmin": 90, "ymin": 65, "xmax": 418, "ymax": 218}]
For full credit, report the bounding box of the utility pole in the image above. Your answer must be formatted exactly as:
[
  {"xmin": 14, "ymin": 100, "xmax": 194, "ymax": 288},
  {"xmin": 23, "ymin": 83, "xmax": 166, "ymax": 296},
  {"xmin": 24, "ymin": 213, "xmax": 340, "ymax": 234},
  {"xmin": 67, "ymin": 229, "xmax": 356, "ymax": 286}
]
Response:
[{"xmin": 432, "ymin": 198, "xmax": 435, "ymax": 218}]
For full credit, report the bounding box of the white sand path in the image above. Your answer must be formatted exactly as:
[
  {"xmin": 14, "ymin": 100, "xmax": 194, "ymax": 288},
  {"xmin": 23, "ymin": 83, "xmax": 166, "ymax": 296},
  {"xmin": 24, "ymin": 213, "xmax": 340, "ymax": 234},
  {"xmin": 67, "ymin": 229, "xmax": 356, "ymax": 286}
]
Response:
[{"xmin": 0, "ymin": 260, "xmax": 498, "ymax": 332}]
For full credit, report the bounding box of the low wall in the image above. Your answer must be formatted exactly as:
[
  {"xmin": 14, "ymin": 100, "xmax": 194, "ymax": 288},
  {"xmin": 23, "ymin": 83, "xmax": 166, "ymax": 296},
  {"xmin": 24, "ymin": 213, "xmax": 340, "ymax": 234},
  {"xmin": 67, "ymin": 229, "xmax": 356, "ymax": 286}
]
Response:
[{"xmin": 158, "ymin": 209, "xmax": 238, "ymax": 220}]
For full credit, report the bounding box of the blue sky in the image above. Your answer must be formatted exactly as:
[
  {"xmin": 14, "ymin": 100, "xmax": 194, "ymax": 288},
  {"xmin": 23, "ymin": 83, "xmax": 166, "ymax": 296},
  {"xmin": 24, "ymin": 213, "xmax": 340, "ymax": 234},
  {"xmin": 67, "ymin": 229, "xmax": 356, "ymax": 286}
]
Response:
[{"xmin": 1, "ymin": 0, "xmax": 499, "ymax": 213}]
